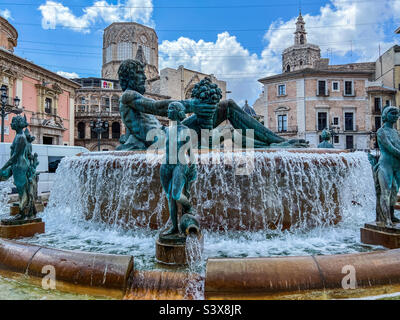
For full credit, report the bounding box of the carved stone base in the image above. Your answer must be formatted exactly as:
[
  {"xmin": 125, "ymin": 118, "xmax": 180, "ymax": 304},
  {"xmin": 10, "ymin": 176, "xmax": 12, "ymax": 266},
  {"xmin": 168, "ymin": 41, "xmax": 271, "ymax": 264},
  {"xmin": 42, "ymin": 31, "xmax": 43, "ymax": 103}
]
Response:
[
  {"xmin": 361, "ymin": 222, "xmax": 400, "ymax": 249},
  {"xmin": 0, "ymin": 221, "xmax": 45, "ymax": 239},
  {"xmin": 156, "ymin": 233, "xmax": 203, "ymax": 266}
]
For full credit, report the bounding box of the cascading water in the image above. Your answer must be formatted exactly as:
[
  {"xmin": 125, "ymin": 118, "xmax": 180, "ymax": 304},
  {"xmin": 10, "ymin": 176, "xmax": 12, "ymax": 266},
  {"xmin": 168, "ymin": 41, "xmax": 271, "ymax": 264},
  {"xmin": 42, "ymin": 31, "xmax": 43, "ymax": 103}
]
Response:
[
  {"xmin": 21, "ymin": 149, "xmax": 380, "ymax": 300},
  {"xmin": 42, "ymin": 150, "xmax": 375, "ymax": 232}
]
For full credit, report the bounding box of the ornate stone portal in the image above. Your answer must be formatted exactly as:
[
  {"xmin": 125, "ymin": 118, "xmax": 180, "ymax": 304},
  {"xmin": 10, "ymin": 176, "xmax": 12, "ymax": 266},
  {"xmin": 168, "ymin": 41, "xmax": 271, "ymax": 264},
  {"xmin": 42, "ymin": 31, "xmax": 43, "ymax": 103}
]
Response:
[
  {"xmin": 361, "ymin": 106, "xmax": 400, "ymax": 248},
  {"xmin": 0, "ymin": 115, "xmax": 44, "ymax": 238}
]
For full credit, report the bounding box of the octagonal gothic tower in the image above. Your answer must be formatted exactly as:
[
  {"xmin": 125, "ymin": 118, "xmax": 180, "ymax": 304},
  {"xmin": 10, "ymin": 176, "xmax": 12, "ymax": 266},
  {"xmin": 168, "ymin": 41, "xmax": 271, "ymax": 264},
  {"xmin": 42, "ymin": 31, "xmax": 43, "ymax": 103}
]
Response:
[
  {"xmin": 101, "ymin": 22, "xmax": 159, "ymax": 81},
  {"xmin": 282, "ymin": 13, "xmax": 321, "ymax": 73}
]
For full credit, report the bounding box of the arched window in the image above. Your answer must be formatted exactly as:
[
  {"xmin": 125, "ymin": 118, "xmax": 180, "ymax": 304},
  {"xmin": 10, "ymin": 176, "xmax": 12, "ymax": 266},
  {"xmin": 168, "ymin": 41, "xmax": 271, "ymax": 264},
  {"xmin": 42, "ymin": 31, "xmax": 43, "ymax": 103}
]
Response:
[
  {"xmin": 286, "ymin": 65, "xmax": 291, "ymax": 72},
  {"xmin": 112, "ymin": 122, "xmax": 121, "ymax": 139},
  {"xmin": 300, "ymin": 34, "xmax": 304, "ymax": 45},
  {"xmin": 102, "ymin": 122, "xmax": 109, "ymax": 139},
  {"xmin": 299, "ymin": 60, "xmax": 303, "ymax": 66},
  {"xmin": 77, "ymin": 122, "xmax": 85, "ymax": 139}
]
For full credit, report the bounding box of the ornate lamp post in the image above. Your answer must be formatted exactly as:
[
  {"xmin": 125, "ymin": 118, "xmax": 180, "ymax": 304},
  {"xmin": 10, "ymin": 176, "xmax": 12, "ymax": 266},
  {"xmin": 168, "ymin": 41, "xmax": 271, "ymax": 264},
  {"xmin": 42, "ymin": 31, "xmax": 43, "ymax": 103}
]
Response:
[
  {"xmin": 1, "ymin": 84, "xmax": 23, "ymax": 142},
  {"xmin": 90, "ymin": 118, "xmax": 108, "ymax": 151}
]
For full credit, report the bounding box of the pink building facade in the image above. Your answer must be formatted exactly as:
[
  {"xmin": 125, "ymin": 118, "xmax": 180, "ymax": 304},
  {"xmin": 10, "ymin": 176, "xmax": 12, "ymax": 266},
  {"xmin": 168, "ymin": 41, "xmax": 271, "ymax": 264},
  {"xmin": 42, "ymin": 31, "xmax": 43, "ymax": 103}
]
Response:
[{"xmin": 0, "ymin": 17, "xmax": 80, "ymax": 145}]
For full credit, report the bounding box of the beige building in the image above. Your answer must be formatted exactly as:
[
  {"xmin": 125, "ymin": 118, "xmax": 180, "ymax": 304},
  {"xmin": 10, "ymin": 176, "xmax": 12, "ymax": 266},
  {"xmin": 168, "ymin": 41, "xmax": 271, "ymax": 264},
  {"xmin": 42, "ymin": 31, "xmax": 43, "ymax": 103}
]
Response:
[
  {"xmin": 257, "ymin": 13, "xmax": 382, "ymax": 150},
  {"xmin": 149, "ymin": 66, "xmax": 227, "ymax": 100}
]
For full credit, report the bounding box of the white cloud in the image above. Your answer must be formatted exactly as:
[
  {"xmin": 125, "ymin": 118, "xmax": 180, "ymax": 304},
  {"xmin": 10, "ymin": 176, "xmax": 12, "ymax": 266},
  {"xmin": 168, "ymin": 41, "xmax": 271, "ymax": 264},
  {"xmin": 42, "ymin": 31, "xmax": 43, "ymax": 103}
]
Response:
[
  {"xmin": 160, "ymin": 0, "xmax": 400, "ymax": 104},
  {"xmin": 159, "ymin": 32, "xmax": 268, "ymax": 106},
  {"xmin": 38, "ymin": 0, "xmax": 154, "ymax": 33},
  {"xmin": 57, "ymin": 71, "xmax": 79, "ymax": 79},
  {"xmin": 0, "ymin": 9, "xmax": 12, "ymax": 20}
]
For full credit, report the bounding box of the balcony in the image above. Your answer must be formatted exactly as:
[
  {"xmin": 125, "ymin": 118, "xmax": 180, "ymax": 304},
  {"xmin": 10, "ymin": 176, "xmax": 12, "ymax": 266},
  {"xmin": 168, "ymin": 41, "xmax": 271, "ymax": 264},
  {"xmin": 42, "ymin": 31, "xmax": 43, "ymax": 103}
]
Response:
[{"xmin": 274, "ymin": 126, "xmax": 298, "ymax": 134}]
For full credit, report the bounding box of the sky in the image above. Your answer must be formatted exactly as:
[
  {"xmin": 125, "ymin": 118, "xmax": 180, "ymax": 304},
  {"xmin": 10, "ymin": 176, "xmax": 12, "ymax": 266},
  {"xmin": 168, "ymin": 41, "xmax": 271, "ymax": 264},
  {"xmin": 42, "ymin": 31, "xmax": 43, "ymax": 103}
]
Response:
[{"xmin": 1, "ymin": 0, "xmax": 400, "ymax": 105}]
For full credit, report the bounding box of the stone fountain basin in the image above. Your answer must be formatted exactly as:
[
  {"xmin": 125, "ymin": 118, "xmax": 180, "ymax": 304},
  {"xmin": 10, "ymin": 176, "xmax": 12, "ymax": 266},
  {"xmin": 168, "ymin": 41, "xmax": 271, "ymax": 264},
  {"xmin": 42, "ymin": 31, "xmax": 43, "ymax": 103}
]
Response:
[
  {"xmin": 1, "ymin": 238, "xmax": 400, "ymax": 300},
  {"xmin": 71, "ymin": 149, "xmax": 360, "ymax": 231}
]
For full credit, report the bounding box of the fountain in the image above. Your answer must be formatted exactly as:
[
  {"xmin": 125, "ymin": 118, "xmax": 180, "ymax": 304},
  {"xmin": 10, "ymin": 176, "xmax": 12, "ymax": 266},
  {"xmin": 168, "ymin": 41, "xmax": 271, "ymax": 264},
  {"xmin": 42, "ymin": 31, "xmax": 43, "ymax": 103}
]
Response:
[{"xmin": 1, "ymin": 60, "xmax": 400, "ymax": 300}]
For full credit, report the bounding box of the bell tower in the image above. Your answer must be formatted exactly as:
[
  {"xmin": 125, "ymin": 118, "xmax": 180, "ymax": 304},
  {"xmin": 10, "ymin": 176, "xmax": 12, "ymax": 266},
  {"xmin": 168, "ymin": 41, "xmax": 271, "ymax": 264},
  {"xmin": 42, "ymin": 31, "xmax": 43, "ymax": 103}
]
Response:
[
  {"xmin": 294, "ymin": 12, "xmax": 307, "ymax": 45},
  {"xmin": 282, "ymin": 12, "xmax": 321, "ymax": 73}
]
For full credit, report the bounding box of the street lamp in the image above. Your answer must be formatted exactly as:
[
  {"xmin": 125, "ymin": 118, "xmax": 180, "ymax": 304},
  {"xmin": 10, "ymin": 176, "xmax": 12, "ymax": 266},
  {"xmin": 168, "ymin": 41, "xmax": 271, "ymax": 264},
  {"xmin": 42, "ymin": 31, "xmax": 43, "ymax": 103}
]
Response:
[
  {"xmin": 1, "ymin": 84, "xmax": 23, "ymax": 142},
  {"xmin": 90, "ymin": 117, "xmax": 108, "ymax": 152},
  {"xmin": 328, "ymin": 126, "xmax": 340, "ymax": 146}
]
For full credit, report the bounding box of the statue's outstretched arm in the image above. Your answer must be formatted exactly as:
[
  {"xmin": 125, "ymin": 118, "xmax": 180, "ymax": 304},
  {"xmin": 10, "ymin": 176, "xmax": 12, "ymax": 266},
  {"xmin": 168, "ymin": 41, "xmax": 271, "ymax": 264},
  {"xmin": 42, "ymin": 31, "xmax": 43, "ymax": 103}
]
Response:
[
  {"xmin": 379, "ymin": 131, "xmax": 400, "ymax": 159},
  {"xmin": 122, "ymin": 90, "xmax": 197, "ymax": 116},
  {"xmin": 215, "ymin": 99, "xmax": 286, "ymax": 145}
]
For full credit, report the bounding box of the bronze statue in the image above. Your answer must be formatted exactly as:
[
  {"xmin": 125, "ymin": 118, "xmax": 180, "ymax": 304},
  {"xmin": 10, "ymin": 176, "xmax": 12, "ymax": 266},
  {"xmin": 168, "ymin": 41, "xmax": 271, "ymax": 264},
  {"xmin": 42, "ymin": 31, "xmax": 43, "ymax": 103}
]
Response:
[
  {"xmin": 0, "ymin": 115, "xmax": 40, "ymax": 224},
  {"xmin": 160, "ymin": 102, "xmax": 197, "ymax": 235},
  {"xmin": 116, "ymin": 59, "xmax": 309, "ymax": 151},
  {"xmin": 369, "ymin": 106, "xmax": 400, "ymax": 226},
  {"xmin": 318, "ymin": 129, "xmax": 334, "ymax": 149}
]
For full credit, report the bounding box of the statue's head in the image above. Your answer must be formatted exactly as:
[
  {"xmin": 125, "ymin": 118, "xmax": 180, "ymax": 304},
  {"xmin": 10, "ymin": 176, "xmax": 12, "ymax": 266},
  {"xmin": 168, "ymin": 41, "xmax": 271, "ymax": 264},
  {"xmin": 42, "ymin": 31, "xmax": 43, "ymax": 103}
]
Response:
[
  {"xmin": 118, "ymin": 59, "xmax": 146, "ymax": 94},
  {"xmin": 321, "ymin": 129, "xmax": 331, "ymax": 141},
  {"xmin": 191, "ymin": 77, "xmax": 223, "ymax": 105},
  {"xmin": 382, "ymin": 106, "xmax": 399, "ymax": 124},
  {"xmin": 11, "ymin": 115, "xmax": 28, "ymax": 131},
  {"xmin": 168, "ymin": 102, "xmax": 186, "ymax": 122}
]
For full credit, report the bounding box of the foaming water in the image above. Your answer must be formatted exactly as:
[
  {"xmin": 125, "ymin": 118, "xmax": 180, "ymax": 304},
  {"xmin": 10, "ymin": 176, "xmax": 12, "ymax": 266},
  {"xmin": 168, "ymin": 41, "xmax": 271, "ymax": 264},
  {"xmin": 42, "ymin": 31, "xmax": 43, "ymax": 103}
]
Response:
[
  {"xmin": 0, "ymin": 149, "xmax": 390, "ymax": 300},
  {"xmin": 22, "ymin": 150, "xmax": 380, "ymax": 274},
  {"xmin": 0, "ymin": 180, "xmax": 12, "ymax": 218},
  {"xmin": 40, "ymin": 150, "xmax": 376, "ymax": 231}
]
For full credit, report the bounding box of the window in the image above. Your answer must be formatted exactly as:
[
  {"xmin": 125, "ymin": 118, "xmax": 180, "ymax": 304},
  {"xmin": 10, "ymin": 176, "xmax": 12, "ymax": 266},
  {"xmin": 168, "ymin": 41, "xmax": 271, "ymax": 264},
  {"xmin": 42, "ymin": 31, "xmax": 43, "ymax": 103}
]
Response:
[
  {"xmin": 344, "ymin": 112, "xmax": 354, "ymax": 131},
  {"xmin": 374, "ymin": 97, "xmax": 382, "ymax": 113},
  {"xmin": 117, "ymin": 42, "xmax": 132, "ymax": 60},
  {"xmin": 375, "ymin": 116, "xmax": 381, "ymax": 131},
  {"xmin": 102, "ymin": 122, "xmax": 109, "ymax": 139},
  {"xmin": 317, "ymin": 81, "xmax": 328, "ymax": 96},
  {"xmin": 332, "ymin": 81, "xmax": 340, "ymax": 92},
  {"xmin": 286, "ymin": 65, "xmax": 291, "ymax": 72},
  {"xmin": 317, "ymin": 112, "xmax": 328, "ymax": 131},
  {"xmin": 106, "ymin": 46, "xmax": 112, "ymax": 63},
  {"xmin": 344, "ymin": 81, "xmax": 354, "ymax": 96},
  {"xmin": 112, "ymin": 122, "xmax": 121, "ymax": 139},
  {"xmin": 45, "ymin": 98, "xmax": 52, "ymax": 114},
  {"xmin": 277, "ymin": 115, "xmax": 287, "ymax": 132},
  {"xmin": 334, "ymin": 136, "xmax": 339, "ymax": 144},
  {"xmin": 386, "ymin": 100, "xmax": 390, "ymax": 107},
  {"xmin": 277, "ymin": 84, "xmax": 286, "ymax": 96},
  {"xmin": 143, "ymin": 45, "xmax": 151, "ymax": 64},
  {"xmin": 333, "ymin": 117, "xmax": 339, "ymax": 126},
  {"xmin": 77, "ymin": 122, "xmax": 85, "ymax": 139}
]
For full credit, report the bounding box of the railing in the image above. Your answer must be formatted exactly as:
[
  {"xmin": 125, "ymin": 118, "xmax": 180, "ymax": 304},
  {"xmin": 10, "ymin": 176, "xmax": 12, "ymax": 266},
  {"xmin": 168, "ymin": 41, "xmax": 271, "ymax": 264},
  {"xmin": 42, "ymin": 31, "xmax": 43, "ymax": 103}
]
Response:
[
  {"xmin": 274, "ymin": 126, "xmax": 298, "ymax": 134},
  {"xmin": 344, "ymin": 125, "xmax": 359, "ymax": 132}
]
